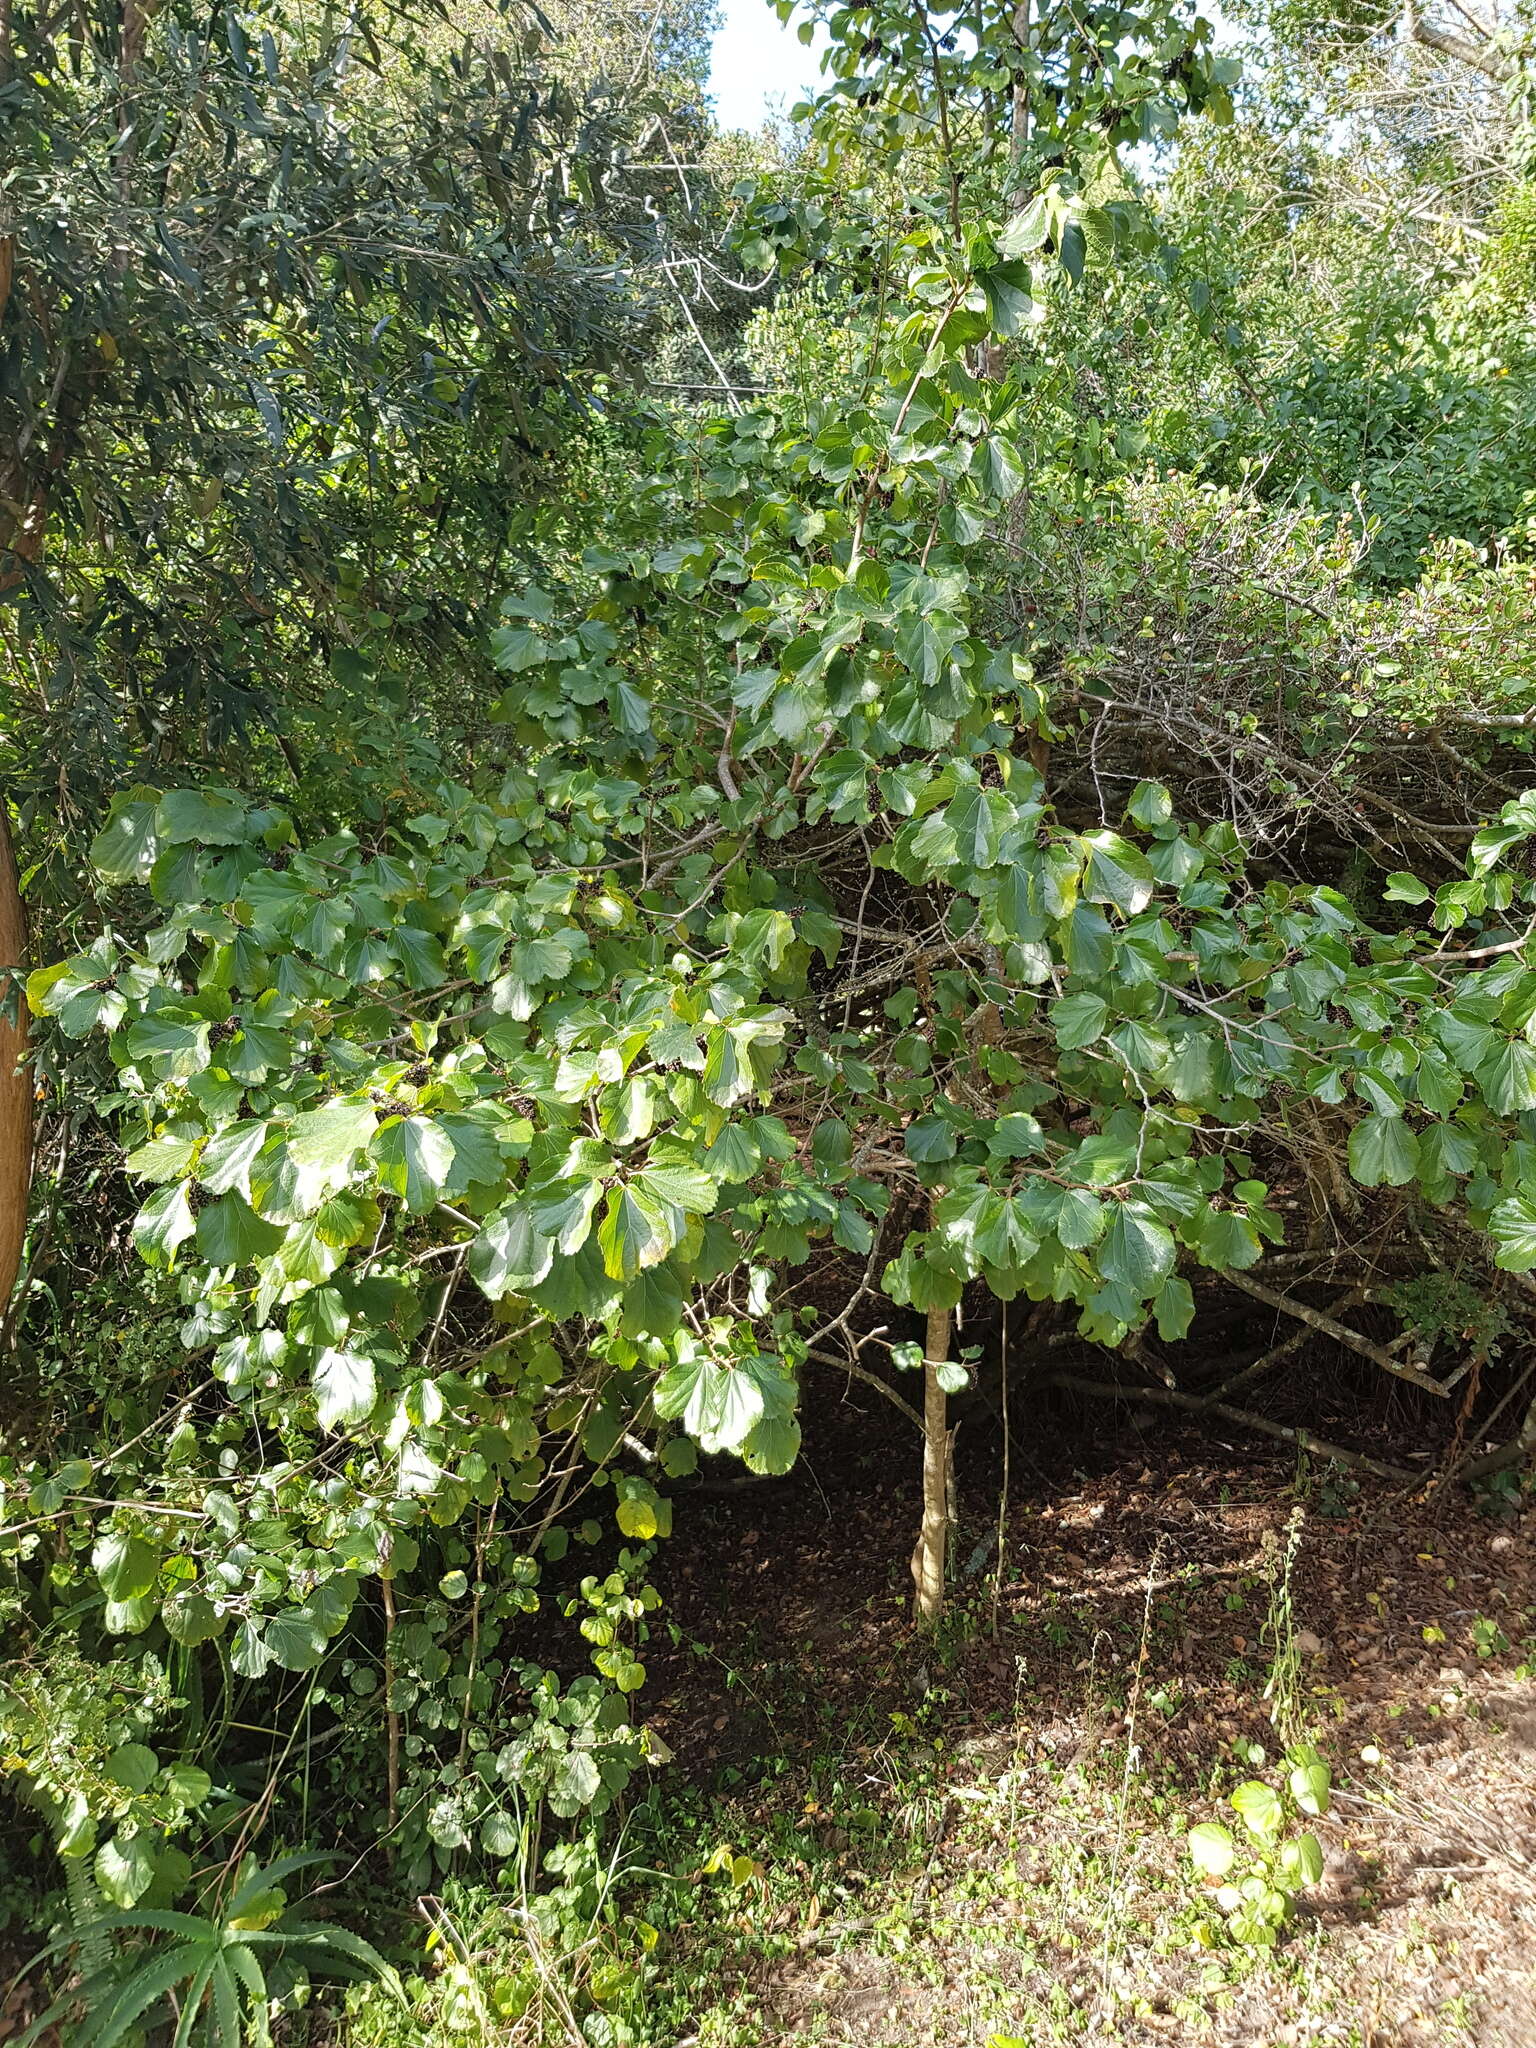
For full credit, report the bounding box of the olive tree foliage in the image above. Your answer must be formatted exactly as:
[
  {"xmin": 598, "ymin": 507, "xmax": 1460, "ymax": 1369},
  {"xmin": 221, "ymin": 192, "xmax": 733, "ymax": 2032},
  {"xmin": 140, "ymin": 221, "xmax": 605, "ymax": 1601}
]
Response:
[
  {"xmin": 16, "ymin": 0, "xmax": 1536, "ymax": 1897},
  {"xmin": 0, "ymin": 0, "xmax": 715, "ymax": 843}
]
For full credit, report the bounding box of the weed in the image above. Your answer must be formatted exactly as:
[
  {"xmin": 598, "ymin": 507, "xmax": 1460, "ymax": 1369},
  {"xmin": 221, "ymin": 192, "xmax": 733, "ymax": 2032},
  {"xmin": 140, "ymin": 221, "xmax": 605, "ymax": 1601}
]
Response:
[
  {"xmin": 1259, "ymin": 1506, "xmax": 1309, "ymax": 1744},
  {"xmin": 1186, "ymin": 1747, "xmax": 1332, "ymax": 1948},
  {"xmin": 1470, "ymin": 1614, "xmax": 1511, "ymax": 1659}
]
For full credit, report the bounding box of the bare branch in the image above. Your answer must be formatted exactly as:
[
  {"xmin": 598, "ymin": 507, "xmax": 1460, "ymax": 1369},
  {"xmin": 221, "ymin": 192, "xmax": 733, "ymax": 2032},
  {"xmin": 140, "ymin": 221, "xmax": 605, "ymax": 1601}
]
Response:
[
  {"xmin": 1225, "ymin": 1272, "xmax": 1450, "ymax": 1396},
  {"xmin": 1405, "ymin": 0, "xmax": 1519, "ymax": 83},
  {"xmin": 807, "ymin": 1345, "xmax": 925, "ymax": 1432},
  {"xmin": 1047, "ymin": 1371, "xmax": 1417, "ymax": 1480}
]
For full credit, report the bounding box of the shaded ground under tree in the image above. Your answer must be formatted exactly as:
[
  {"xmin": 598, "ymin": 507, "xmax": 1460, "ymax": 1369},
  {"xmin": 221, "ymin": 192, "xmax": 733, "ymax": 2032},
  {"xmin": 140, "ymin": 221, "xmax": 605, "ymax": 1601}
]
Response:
[{"xmin": 628, "ymin": 1378, "xmax": 1536, "ymax": 2046}]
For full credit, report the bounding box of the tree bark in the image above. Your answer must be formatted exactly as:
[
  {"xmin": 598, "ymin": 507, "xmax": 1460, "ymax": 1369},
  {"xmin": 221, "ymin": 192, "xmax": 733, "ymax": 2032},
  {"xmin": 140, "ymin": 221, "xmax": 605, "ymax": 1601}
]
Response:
[
  {"xmin": 910, "ymin": 1299, "xmax": 952, "ymax": 1627},
  {"xmin": 1460, "ymin": 1388, "xmax": 1536, "ymax": 1480},
  {"xmin": 0, "ymin": 804, "xmax": 32, "ymax": 1315},
  {"xmin": 0, "ymin": 232, "xmax": 41, "ymax": 587},
  {"xmin": 1404, "ymin": 0, "xmax": 1517, "ymax": 84},
  {"xmin": 1011, "ymin": 0, "xmax": 1030, "ymax": 154}
]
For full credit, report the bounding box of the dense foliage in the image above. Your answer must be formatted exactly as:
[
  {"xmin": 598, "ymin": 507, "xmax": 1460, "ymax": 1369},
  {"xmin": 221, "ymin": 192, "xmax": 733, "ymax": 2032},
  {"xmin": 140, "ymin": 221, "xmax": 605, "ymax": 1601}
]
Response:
[{"xmin": 7, "ymin": 1, "xmax": 1536, "ymax": 2040}]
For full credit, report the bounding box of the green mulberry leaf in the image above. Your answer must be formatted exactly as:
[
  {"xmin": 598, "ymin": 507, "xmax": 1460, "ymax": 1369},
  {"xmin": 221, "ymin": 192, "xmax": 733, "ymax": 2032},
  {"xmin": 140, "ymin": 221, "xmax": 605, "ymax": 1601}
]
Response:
[
  {"xmin": 1195, "ymin": 1208, "xmax": 1263, "ymax": 1271},
  {"xmin": 371, "ymin": 1116, "xmax": 456, "ymax": 1213},
  {"xmin": 1079, "ymin": 831, "xmax": 1155, "ymax": 916},
  {"xmin": 1052, "ymin": 993, "xmax": 1108, "ymax": 1049},
  {"xmin": 156, "ymin": 787, "xmax": 250, "ymax": 845},
  {"xmin": 133, "ymin": 1181, "xmax": 197, "ymax": 1268},
  {"xmin": 196, "ymin": 1193, "xmax": 285, "ymax": 1267},
  {"xmin": 1347, "ymin": 1114, "xmax": 1420, "ymax": 1188},
  {"xmin": 470, "ymin": 1202, "xmax": 555, "ymax": 1300},
  {"xmin": 1097, "ymin": 1205, "xmax": 1175, "ymax": 1296},
  {"xmin": 313, "ymin": 1347, "xmax": 377, "ymax": 1430},
  {"xmin": 90, "ymin": 794, "xmax": 162, "ymax": 883},
  {"xmin": 1490, "ymin": 1192, "xmax": 1536, "ymax": 1272}
]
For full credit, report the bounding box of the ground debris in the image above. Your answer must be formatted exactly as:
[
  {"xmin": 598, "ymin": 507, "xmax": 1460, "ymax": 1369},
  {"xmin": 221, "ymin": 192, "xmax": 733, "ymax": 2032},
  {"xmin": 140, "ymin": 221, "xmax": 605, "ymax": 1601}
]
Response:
[{"xmin": 646, "ymin": 1411, "xmax": 1536, "ymax": 2046}]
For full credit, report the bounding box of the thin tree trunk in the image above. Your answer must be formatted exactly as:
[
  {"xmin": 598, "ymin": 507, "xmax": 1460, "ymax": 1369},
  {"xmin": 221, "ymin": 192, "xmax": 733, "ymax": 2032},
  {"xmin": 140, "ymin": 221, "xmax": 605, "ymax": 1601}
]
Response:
[
  {"xmin": 381, "ymin": 1570, "xmax": 401, "ymax": 1844},
  {"xmin": 0, "ymin": 804, "xmax": 32, "ymax": 1314},
  {"xmin": 1460, "ymin": 1388, "xmax": 1536, "ymax": 1481},
  {"xmin": 1, "ymin": 219, "xmax": 38, "ymax": 584},
  {"xmin": 0, "ymin": 93, "xmax": 36, "ymax": 1304},
  {"xmin": 1012, "ymin": 0, "xmax": 1030, "ymax": 155},
  {"xmin": 911, "ymin": 1299, "xmax": 952, "ymax": 1627},
  {"xmin": 118, "ymin": 0, "xmax": 146, "ymax": 195}
]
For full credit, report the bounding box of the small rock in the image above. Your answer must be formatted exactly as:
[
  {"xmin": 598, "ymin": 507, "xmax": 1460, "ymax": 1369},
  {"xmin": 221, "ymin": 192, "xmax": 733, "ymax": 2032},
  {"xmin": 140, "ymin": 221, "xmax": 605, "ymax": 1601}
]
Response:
[
  {"xmin": 1489, "ymin": 1534, "xmax": 1514, "ymax": 1554},
  {"xmin": 1297, "ymin": 1628, "xmax": 1325, "ymax": 1657}
]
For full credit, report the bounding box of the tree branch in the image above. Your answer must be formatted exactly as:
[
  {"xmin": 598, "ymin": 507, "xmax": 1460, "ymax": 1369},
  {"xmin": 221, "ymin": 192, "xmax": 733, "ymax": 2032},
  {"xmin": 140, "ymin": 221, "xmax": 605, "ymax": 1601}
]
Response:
[
  {"xmin": 1047, "ymin": 1372, "xmax": 1416, "ymax": 1481},
  {"xmin": 807, "ymin": 1346, "xmax": 924, "ymax": 1432},
  {"xmin": 1226, "ymin": 1271, "xmax": 1449, "ymax": 1396},
  {"xmin": 1405, "ymin": 0, "xmax": 1518, "ymax": 83}
]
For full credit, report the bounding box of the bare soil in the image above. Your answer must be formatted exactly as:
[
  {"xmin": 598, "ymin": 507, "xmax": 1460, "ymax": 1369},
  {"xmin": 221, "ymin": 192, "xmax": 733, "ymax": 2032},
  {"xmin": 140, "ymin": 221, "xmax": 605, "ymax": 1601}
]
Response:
[{"xmin": 643, "ymin": 1380, "xmax": 1536, "ymax": 2047}]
